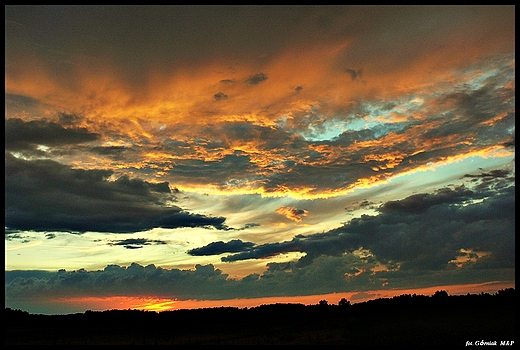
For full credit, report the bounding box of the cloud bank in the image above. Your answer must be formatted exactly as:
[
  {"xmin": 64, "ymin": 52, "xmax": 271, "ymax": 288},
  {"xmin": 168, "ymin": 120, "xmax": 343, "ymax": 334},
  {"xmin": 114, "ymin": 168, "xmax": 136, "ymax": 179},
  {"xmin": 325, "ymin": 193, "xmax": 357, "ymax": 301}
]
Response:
[
  {"xmin": 6, "ymin": 170, "xmax": 514, "ymax": 305},
  {"xmin": 5, "ymin": 153, "xmax": 228, "ymax": 233}
]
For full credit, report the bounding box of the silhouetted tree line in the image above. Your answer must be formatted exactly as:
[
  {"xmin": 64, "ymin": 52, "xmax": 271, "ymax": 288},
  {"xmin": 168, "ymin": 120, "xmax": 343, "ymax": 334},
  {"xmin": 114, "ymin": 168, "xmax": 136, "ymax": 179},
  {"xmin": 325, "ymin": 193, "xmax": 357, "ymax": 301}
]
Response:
[{"xmin": 5, "ymin": 288, "xmax": 515, "ymax": 345}]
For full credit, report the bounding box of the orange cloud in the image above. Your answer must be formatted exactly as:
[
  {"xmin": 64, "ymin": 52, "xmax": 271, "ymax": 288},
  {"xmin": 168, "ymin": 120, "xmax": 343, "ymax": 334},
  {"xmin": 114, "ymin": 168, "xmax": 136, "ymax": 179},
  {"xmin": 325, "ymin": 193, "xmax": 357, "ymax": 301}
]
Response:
[
  {"xmin": 275, "ymin": 206, "xmax": 309, "ymax": 222},
  {"xmin": 52, "ymin": 280, "xmax": 515, "ymax": 313}
]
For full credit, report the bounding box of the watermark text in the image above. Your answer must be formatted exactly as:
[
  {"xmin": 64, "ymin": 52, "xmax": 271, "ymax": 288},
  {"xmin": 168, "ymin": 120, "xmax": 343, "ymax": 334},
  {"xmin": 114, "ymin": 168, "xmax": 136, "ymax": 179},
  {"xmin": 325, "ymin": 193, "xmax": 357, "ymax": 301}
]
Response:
[{"xmin": 465, "ymin": 340, "xmax": 514, "ymax": 346}]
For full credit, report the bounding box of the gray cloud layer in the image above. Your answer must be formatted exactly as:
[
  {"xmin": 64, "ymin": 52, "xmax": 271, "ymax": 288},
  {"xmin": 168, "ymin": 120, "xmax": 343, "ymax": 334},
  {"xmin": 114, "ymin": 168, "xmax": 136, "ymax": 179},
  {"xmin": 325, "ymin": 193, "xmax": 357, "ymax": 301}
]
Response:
[
  {"xmin": 191, "ymin": 172, "xmax": 514, "ymax": 272},
  {"xmin": 5, "ymin": 153, "xmax": 228, "ymax": 233},
  {"xmin": 4, "ymin": 168, "xmax": 514, "ymax": 309},
  {"xmin": 5, "ymin": 117, "xmax": 99, "ymax": 155}
]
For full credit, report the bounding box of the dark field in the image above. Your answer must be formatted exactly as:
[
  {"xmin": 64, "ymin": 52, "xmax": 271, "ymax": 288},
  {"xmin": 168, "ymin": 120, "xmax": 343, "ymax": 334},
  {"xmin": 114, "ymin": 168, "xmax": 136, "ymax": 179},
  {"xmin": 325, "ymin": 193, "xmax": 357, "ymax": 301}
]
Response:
[{"xmin": 5, "ymin": 289, "xmax": 515, "ymax": 346}]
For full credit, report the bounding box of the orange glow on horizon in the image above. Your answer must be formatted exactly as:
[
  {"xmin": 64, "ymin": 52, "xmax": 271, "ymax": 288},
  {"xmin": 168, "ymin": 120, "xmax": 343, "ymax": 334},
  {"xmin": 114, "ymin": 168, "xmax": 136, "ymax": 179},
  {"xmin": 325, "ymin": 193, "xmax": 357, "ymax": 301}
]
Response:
[{"xmin": 53, "ymin": 281, "xmax": 515, "ymax": 313}]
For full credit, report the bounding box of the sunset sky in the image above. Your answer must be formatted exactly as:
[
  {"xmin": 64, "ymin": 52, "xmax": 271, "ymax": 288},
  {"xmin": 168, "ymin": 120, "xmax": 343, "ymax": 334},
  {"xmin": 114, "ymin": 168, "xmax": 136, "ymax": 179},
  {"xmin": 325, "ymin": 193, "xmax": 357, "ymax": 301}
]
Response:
[{"xmin": 5, "ymin": 5, "xmax": 515, "ymax": 315}]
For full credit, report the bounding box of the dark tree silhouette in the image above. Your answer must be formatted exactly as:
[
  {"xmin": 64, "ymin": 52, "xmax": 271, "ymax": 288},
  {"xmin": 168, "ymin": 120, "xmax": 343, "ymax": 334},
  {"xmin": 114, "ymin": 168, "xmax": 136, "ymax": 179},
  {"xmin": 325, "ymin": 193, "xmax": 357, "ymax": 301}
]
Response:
[
  {"xmin": 5, "ymin": 288, "xmax": 515, "ymax": 345},
  {"xmin": 338, "ymin": 298, "xmax": 351, "ymax": 307},
  {"xmin": 432, "ymin": 290, "xmax": 449, "ymax": 299}
]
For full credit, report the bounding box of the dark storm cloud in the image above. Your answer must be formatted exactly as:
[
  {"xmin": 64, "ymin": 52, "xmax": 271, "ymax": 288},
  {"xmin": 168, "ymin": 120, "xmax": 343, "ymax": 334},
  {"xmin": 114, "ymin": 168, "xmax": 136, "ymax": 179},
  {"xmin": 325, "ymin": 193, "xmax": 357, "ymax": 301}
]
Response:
[
  {"xmin": 187, "ymin": 239, "xmax": 255, "ymax": 256},
  {"xmin": 7, "ymin": 248, "xmax": 512, "ymax": 307},
  {"xmin": 378, "ymin": 187, "xmax": 474, "ymax": 215},
  {"xmin": 187, "ymin": 237, "xmax": 304, "ymax": 262},
  {"xmin": 109, "ymin": 238, "xmax": 168, "ymax": 249},
  {"xmin": 113, "ymin": 174, "xmax": 171, "ymax": 194},
  {"xmin": 5, "ymin": 153, "xmax": 228, "ymax": 233},
  {"xmin": 5, "ymin": 117, "xmax": 99, "ymax": 152},
  {"xmin": 197, "ymin": 172, "xmax": 515, "ymax": 274},
  {"xmin": 5, "ymin": 263, "xmax": 233, "ymax": 301},
  {"xmin": 220, "ymin": 238, "xmax": 306, "ymax": 263},
  {"xmin": 320, "ymin": 183, "xmax": 514, "ymax": 271},
  {"xmin": 245, "ymin": 72, "xmax": 268, "ymax": 85},
  {"xmin": 5, "ymin": 270, "xmax": 57, "ymax": 284}
]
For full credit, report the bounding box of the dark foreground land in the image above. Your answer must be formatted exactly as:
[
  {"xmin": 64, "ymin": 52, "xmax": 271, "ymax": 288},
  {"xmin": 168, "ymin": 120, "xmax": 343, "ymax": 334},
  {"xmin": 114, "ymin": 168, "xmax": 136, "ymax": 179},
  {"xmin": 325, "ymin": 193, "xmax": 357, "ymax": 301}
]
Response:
[{"xmin": 5, "ymin": 289, "xmax": 515, "ymax": 346}]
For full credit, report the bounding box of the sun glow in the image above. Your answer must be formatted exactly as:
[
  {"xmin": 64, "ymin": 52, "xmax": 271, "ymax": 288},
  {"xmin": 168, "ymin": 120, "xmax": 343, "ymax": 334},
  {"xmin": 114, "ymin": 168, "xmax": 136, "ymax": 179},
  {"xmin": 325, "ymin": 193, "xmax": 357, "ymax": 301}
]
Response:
[{"xmin": 53, "ymin": 296, "xmax": 178, "ymax": 312}]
